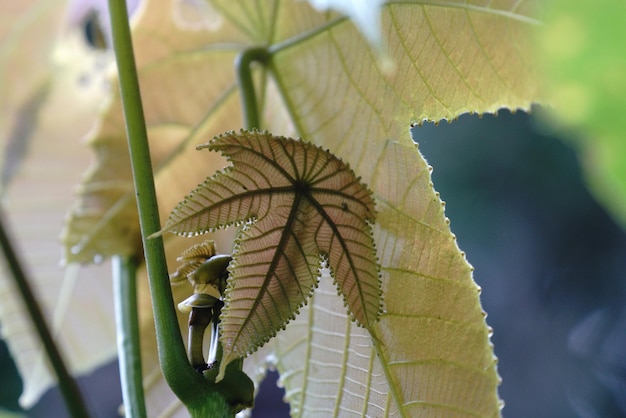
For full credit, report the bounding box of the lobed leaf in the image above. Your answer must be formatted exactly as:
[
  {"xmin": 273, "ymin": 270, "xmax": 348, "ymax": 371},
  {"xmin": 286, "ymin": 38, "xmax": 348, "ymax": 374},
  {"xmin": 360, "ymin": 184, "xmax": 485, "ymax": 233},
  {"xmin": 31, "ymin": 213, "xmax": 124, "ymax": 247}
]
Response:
[{"xmin": 159, "ymin": 130, "xmax": 382, "ymax": 377}]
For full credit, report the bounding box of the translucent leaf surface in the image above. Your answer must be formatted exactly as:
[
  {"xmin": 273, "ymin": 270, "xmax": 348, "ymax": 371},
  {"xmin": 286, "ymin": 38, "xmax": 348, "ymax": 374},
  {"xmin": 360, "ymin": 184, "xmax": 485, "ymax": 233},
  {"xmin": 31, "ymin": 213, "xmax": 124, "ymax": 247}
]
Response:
[
  {"xmin": 158, "ymin": 130, "xmax": 381, "ymax": 377},
  {"xmin": 0, "ymin": 0, "xmax": 64, "ymax": 189},
  {"xmin": 60, "ymin": 0, "xmax": 542, "ymax": 415},
  {"xmin": 246, "ymin": 139, "xmax": 497, "ymax": 416},
  {"xmin": 62, "ymin": 0, "xmax": 542, "ymax": 264}
]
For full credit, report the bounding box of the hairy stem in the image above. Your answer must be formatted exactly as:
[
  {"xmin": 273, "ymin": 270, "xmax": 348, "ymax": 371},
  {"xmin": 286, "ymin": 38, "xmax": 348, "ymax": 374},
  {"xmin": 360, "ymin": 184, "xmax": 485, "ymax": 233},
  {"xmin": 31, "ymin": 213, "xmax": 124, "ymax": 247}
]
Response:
[
  {"xmin": 113, "ymin": 255, "xmax": 147, "ymax": 418},
  {"xmin": 107, "ymin": 0, "xmax": 215, "ymax": 410},
  {"xmin": 0, "ymin": 208, "xmax": 91, "ymax": 418}
]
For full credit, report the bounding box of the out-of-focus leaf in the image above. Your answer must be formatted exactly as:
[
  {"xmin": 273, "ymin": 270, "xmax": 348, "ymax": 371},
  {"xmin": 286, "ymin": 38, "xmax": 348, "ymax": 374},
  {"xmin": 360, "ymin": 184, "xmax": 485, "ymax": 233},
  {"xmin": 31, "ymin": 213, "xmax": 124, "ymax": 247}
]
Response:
[
  {"xmin": 0, "ymin": 0, "xmax": 63, "ymax": 189},
  {"xmin": 0, "ymin": 2, "xmax": 118, "ymax": 406},
  {"xmin": 60, "ymin": 0, "xmax": 242, "ymax": 263},
  {"xmin": 63, "ymin": 0, "xmax": 541, "ymax": 415},
  {"xmin": 537, "ymin": 0, "xmax": 626, "ymax": 227}
]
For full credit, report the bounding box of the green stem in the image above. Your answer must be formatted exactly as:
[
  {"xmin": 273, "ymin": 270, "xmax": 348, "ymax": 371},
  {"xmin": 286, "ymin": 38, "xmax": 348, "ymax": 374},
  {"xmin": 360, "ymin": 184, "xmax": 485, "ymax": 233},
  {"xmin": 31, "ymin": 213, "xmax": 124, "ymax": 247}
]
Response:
[
  {"xmin": 113, "ymin": 255, "xmax": 147, "ymax": 418},
  {"xmin": 0, "ymin": 208, "xmax": 91, "ymax": 418},
  {"xmin": 230, "ymin": 48, "xmax": 271, "ymax": 379},
  {"xmin": 235, "ymin": 47, "xmax": 270, "ymax": 130},
  {"xmin": 107, "ymin": 0, "xmax": 212, "ymax": 409},
  {"xmin": 229, "ymin": 47, "xmax": 271, "ymax": 380}
]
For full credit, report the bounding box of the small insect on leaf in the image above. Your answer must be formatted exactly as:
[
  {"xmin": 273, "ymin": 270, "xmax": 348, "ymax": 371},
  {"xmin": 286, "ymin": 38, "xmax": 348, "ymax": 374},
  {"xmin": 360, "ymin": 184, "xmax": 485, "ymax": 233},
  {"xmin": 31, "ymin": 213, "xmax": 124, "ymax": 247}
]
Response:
[{"xmin": 156, "ymin": 130, "xmax": 382, "ymax": 379}]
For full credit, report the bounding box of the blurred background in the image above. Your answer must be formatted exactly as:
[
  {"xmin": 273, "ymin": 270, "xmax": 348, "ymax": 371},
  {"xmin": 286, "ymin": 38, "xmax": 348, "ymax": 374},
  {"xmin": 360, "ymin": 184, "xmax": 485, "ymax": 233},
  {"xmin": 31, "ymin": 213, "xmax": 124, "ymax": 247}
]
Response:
[{"xmin": 2, "ymin": 109, "xmax": 625, "ymax": 417}]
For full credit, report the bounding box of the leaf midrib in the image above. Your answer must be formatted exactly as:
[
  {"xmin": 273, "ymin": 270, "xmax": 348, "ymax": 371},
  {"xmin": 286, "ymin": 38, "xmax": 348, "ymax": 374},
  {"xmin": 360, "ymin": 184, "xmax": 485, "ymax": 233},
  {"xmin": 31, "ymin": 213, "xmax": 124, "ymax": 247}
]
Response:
[
  {"xmin": 167, "ymin": 182, "xmax": 371, "ymax": 233},
  {"xmin": 225, "ymin": 169, "xmax": 376, "ymax": 355},
  {"xmin": 228, "ymin": 191, "xmax": 308, "ymax": 352},
  {"xmin": 305, "ymin": 190, "xmax": 377, "ymax": 326}
]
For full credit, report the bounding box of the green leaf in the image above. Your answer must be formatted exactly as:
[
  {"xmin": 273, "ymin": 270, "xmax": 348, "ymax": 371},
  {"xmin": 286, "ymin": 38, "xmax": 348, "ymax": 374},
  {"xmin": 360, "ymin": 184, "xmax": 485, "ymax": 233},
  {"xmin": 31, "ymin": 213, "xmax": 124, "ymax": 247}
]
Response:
[
  {"xmin": 537, "ymin": 0, "xmax": 626, "ymax": 227},
  {"xmin": 158, "ymin": 130, "xmax": 381, "ymax": 377}
]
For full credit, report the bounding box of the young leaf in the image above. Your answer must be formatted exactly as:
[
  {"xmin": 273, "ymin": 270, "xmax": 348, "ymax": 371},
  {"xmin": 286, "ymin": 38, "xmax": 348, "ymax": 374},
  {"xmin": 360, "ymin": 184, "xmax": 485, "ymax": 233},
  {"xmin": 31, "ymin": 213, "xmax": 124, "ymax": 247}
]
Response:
[{"xmin": 157, "ymin": 130, "xmax": 382, "ymax": 375}]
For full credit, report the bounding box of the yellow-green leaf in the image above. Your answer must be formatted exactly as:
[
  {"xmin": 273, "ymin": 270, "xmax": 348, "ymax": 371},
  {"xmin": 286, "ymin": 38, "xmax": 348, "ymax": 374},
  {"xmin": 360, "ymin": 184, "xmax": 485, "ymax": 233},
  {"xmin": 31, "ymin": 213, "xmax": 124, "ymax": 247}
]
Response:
[
  {"xmin": 62, "ymin": 0, "xmax": 542, "ymax": 263},
  {"xmin": 243, "ymin": 137, "xmax": 499, "ymax": 417},
  {"xmin": 59, "ymin": 0, "xmax": 542, "ymax": 415}
]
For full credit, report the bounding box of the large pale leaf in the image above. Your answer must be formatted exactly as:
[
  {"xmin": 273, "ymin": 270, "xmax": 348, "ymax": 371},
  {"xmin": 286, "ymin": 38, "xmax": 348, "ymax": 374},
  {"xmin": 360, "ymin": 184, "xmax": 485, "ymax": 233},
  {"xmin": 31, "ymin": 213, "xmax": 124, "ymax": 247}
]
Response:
[
  {"xmin": 63, "ymin": 0, "xmax": 541, "ymax": 415},
  {"xmin": 157, "ymin": 130, "xmax": 381, "ymax": 378}
]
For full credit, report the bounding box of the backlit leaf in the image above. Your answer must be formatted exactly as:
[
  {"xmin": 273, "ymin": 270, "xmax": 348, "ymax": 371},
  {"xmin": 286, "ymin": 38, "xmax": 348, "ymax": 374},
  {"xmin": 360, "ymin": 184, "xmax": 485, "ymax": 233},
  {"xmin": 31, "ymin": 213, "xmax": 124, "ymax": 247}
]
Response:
[
  {"xmin": 158, "ymin": 130, "xmax": 382, "ymax": 377},
  {"xmin": 54, "ymin": 0, "xmax": 542, "ymax": 415},
  {"xmin": 62, "ymin": 0, "xmax": 542, "ymax": 265}
]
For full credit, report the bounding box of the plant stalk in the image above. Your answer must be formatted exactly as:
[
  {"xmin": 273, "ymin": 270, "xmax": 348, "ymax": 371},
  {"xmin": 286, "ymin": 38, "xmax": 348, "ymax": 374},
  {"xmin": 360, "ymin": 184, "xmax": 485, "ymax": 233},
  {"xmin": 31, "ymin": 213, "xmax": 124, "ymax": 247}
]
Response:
[
  {"xmin": 0, "ymin": 208, "xmax": 91, "ymax": 418},
  {"xmin": 231, "ymin": 48, "xmax": 270, "ymax": 377},
  {"xmin": 113, "ymin": 255, "xmax": 147, "ymax": 418},
  {"xmin": 107, "ymin": 0, "xmax": 213, "ymax": 409},
  {"xmin": 235, "ymin": 47, "xmax": 270, "ymax": 130}
]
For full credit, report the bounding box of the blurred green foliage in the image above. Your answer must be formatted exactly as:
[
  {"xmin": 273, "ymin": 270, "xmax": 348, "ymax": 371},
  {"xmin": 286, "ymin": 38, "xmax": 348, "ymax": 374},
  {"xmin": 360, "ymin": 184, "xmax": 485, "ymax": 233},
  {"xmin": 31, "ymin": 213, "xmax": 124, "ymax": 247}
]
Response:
[{"xmin": 538, "ymin": 0, "xmax": 626, "ymax": 228}]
